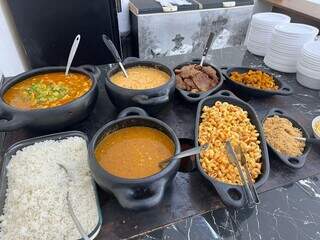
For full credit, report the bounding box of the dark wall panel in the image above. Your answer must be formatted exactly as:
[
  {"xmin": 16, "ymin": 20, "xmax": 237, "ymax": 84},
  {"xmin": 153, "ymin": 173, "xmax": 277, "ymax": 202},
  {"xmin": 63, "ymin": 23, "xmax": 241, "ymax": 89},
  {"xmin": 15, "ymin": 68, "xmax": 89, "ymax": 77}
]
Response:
[{"xmin": 7, "ymin": 0, "xmax": 121, "ymax": 67}]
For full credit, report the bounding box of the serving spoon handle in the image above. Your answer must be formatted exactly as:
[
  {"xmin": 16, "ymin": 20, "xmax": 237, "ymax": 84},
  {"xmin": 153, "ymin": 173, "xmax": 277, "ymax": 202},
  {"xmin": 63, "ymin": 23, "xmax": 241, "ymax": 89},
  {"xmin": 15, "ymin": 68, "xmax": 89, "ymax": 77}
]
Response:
[
  {"xmin": 102, "ymin": 34, "xmax": 128, "ymax": 78},
  {"xmin": 65, "ymin": 34, "xmax": 81, "ymax": 75},
  {"xmin": 159, "ymin": 144, "xmax": 208, "ymax": 168},
  {"xmin": 200, "ymin": 32, "xmax": 214, "ymax": 66}
]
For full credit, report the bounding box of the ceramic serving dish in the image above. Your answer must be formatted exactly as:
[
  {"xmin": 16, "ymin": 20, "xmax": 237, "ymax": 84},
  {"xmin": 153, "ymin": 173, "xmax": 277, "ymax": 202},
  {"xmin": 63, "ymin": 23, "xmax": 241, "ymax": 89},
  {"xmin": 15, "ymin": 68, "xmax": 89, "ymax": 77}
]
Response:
[
  {"xmin": 105, "ymin": 58, "xmax": 175, "ymax": 115},
  {"xmin": 0, "ymin": 66, "xmax": 100, "ymax": 132},
  {"xmin": 88, "ymin": 107, "xmax": 181, "ymax": 210},
  {"xmin": 173, "ymin": 59, "xmax": 224, "ymax": 103},
  {"xmin": 195, "ymin": 90, "xmax": 270, "ymax": 208},
  {"xmin": 222, "ymin": 67, "xmax": 293, "ymax": 97},
  {"xmin": 263, "ymin": 108, "xmax": 311, "ymax": 169}
]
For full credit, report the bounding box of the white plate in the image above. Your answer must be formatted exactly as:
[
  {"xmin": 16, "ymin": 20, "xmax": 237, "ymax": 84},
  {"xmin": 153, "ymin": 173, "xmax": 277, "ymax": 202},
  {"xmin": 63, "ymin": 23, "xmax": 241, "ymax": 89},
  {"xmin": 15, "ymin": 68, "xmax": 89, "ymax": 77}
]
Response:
[
  {"xmin": 252, "ymin": 12, "xmax": 290, "ymax": 26},
  {"xmin": 275, "ymin": 23, "xmax": 319, "ymax": 36},
  {"xmin": 247, "ymin": 45, "xmax": 266, "ymax": 56},
  {"xmin": 297, "ymin": 63, "xmax": 320, "ymax": 78},
  {"xmin": 303, "ymin": 41, "xmax": 320, "ymax": 58},
  {"xmin": 297, "ymin": 71, "xmax": 320, "ymax": 90},
  {"xmin": 264, "ymin": 57, "xmax": 297, "ymax": 73}
]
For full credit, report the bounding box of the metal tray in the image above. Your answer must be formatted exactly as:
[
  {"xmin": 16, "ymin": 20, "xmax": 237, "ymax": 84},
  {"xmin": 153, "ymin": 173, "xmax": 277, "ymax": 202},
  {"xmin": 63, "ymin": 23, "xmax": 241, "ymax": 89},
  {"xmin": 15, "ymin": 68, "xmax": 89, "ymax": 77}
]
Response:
[
  {"xmin": 0, "ymin": 131, "xmax": 102, "ymax": 240},
  {"xmin": 262, "ymin": 108, "xmax": 311, "ymax": 169},
  {"xmin": 195, "ymin": 90, "xmax": 270, "ymax": 208}
]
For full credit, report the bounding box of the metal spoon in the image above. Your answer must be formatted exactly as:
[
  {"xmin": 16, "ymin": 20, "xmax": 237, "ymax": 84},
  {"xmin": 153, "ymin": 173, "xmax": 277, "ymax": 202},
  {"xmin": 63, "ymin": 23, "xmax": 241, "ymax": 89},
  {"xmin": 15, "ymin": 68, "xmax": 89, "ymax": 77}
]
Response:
[
  {"xmin": 65, "ymin": 34, "xmax": 81, "ymax": 75},
  {"xmin": 57, "ymin": 163, "xmax": 90, "ymax": 240},
  {"xmin": 102, "ymin": 34, "xmax": 128, "ymax": 78},
  {"xmin": 159, "ymin": 143, "xmax": 209, "ymax": 168},
  {"xmin": 294, "ymin": 137, "xmax": 320, "ymax": 145},
  {"xmin": 200, "ymin": 32, "xmax": 214, "ymax": 67}
]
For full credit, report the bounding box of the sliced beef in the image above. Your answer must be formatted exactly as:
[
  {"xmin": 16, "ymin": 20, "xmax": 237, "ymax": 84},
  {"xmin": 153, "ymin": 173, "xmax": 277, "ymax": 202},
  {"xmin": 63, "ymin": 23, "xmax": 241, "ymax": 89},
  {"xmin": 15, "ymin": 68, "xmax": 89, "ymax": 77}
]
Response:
[
  {"xmin": 192, "ymin": 72, "xmax": 212, "ymax": 91},
  {"xmin": 202, "ymin": 66, "xmax": 217, "ymax": 79},
  {"xmin": 176, "ymin": 75, "xmax": 187, "ymax": 90},
  {"xmin": 175, "ymin": 64, "xmax": 219, "ymax": 92}
]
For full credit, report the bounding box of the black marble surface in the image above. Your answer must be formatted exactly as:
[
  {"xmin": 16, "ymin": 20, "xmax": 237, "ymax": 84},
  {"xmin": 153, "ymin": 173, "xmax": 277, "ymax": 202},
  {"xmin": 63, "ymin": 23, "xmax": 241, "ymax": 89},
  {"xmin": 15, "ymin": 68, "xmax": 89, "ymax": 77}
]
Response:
[
  {"xmin": 133, "ymin": 174, "xmax": 320, "ymax": 240},
  {"xmin": 1, "ymin": 47, "xmax": 320, "ymax": 239}
]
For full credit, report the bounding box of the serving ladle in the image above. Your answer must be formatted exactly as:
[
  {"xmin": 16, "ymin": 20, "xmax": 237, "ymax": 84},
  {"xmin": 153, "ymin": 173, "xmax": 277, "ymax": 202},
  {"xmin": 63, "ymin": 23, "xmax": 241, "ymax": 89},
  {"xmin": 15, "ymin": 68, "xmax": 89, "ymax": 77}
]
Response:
[
  {"xmin": 65, "ymin": 34, "xmax": 81, "ymax": 75},
  {"xmin": 102, "ymin": 34, "xmax": 128, "ymax": 78},
  {"xmin": 159, "ymin": 143, "xmax": 209, "ymax": 168}
]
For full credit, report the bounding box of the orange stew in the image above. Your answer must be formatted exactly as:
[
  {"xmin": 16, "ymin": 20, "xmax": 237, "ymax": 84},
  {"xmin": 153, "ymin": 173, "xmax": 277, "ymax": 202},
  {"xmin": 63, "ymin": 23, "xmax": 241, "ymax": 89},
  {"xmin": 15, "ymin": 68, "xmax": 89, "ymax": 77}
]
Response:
[
  {"xmin": 95, "ymin": 127, "xmax": 175, "ymax": 179},
  {"xmin": 3, "ymin": 72, "xmax": 92, "ymax": 110}
]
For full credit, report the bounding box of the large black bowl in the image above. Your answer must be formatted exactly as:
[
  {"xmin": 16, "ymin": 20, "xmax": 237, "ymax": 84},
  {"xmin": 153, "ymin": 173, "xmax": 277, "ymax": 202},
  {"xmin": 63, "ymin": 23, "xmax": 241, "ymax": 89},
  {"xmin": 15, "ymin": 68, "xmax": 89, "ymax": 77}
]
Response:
[
  {"xmin": 88, "ymin": 107, "xmax": 181, "ymax": 210},
  {"xmin": 222, "ymin": 67, "xmax": 293, "ymax": 97},
  {"xmin": 263, "ymin": 108, "xmax": 311, "ymax": 169},
  {"xmin": 0, "ymin": 65, "xmax": 100, "ymax": 132},
  {"xmin": 105, "ymin": 58, "xmax": 175, "ymax": 115},
  {"xmin": 195, "ymin": 90, "xmax": 270, "ymax": 208},
  {"xmin": 174, "ymin": 59, "xmax": 224, "ymax": 103}
]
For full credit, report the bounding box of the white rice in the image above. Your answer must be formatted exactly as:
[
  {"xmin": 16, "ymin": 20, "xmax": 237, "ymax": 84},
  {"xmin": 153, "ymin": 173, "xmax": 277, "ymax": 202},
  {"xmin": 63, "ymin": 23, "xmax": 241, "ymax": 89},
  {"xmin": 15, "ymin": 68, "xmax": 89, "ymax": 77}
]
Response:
[{"xmin": 0, "ymin": 136, "xmax": 99, "ymax": 240}]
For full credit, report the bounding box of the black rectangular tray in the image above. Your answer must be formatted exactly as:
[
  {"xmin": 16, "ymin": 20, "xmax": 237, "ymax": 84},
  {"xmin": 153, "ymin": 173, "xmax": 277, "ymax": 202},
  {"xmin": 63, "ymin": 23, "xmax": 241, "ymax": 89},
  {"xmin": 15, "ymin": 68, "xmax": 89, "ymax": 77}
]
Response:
[{"xmin": 0, "ymin": 131, "xmax": 103, "ymax": 240}]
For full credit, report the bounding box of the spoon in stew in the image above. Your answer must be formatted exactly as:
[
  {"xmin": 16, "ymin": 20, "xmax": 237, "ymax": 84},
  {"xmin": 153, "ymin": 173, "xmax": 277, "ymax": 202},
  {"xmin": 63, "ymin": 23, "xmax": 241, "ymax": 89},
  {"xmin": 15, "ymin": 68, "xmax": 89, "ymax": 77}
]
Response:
[
  {"xmin": 65, "ymin": 34, "xmax": 81, "ymax": 75},
  {"xmin": 159, "ymin": 144, "xmax": 209, "ymax": 169},
  {"xmin": 102, "ymin": 34, "xmax": 128, "ymax": 78}
]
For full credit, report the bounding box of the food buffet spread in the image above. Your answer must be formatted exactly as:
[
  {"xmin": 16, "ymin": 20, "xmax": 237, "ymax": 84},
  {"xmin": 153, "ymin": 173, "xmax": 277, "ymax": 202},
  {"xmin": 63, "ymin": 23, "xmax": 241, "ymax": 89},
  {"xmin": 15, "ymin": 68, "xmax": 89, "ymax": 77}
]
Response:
[{"xmin": 1, "ymin": 12, "xmax": 320, "ymax": 240}]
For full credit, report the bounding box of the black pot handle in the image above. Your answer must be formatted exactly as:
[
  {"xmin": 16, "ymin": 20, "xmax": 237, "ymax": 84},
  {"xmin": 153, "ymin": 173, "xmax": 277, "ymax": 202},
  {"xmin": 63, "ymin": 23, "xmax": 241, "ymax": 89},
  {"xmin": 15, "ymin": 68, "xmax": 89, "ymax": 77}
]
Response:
[
  {"xmin": 179, "ymin": 90, "xmax": 207, "ymax": 102},
  {"xmin": 267, "ymin": 108, "xmax": 286, "ymax": 116},
  {"xmin": 123, "ymin": 57, "xmax": 139, "ymax": 65},
  {"xmin": 213, "ymin": 90, "xmax": 237, "ymax": 98},
  {"xmin": 277, "ymin": 81, "xmax": 294, "ymax": 96},
  {"xmin": 117, "ymin": 107, "xmax": 148, "ymax": 119},
  {"xmin": 113, "ymin": 179, "xmax": 167, "ymax": 210},
  {"xmin": 213, "ymin": 181, "xmax": 245, "ymax": 208},
  {"xmin": 78, "ymin": 65, "xmax": 101, "ymax": 80},
  {"xmin": 132, "ymin": 90, "xmax": 170, "ymax": 106},
  {"xmin": 0, "ymin": 112, "xmax": 30, "ymax": 132}
]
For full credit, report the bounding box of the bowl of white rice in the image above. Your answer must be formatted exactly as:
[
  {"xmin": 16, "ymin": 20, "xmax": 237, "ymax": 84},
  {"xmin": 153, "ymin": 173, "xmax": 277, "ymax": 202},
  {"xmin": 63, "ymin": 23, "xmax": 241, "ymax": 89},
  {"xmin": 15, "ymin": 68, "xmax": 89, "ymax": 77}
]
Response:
[{"xmin": 0, "ymin": 131, "xmax": 102, "ymax": 240}]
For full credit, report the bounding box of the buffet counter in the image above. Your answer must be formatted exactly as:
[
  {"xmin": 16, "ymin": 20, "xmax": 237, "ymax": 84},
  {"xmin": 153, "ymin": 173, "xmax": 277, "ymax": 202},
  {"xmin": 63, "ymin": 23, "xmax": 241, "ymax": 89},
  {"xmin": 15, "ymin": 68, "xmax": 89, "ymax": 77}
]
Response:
[{"xmin": 1, "ymin": 46, "xmax": 320, "ymax": 239}]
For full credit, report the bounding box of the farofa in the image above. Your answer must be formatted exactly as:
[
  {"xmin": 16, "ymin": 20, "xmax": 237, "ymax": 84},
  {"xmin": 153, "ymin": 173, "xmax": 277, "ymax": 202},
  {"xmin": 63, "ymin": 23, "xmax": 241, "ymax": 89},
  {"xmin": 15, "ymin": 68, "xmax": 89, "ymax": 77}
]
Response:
[{"xmin": 198, "ymin": 101, "xmax": 262, "ymax": 185}]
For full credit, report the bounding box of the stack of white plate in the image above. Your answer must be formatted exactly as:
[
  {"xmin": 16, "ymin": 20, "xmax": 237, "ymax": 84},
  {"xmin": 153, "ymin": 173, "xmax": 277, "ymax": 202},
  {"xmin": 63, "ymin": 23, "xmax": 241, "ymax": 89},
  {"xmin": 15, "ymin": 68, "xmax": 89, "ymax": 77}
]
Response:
[
  {"xmin": 264, "ymin": 23, "xmax": 319, "ymax": 73},
  {"xmin": 246, "ymin": 12, "xmax": 291, "ymax": 56},
  {"xmin": 297, "ymin": 41, "xmax": 320, "ymax": 89}
]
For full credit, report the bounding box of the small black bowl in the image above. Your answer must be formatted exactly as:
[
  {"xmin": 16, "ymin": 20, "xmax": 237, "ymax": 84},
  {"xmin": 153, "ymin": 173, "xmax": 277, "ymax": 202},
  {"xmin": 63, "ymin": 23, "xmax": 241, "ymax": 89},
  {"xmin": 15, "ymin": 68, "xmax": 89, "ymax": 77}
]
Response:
[
  {"xmin": 262, "ymin": 108, "xmax": 311, "ymax": 169},
  {"xmin": 195, "ymin": 90, "xmax": 270, "ymax": 208},
  {"xmin": 0, "ymin": 65, "xmax": 100, "ymax": 132},
  {"xmin": 173, "ymin": 59, "xmax": 224, "ymax": 103},
  {"xmin": 105, "ymin": 57, "xmax": 175, "ymax": 115},
  {"xmin": 88, "ymin": 107, "xmax": 181, "ymax": 210},
  {"xmin": 222, "ymin": 67, "xmax": 293, "ymax": 97}
]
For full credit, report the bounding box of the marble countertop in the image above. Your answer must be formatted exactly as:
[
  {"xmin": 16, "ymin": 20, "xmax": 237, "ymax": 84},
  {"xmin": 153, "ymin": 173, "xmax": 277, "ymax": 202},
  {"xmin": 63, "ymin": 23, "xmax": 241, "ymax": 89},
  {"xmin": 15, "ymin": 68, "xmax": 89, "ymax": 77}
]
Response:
[
  {"xmin": 1, "ymin": 46, "xmax": 320, "ymax": 240},
  {"xmin": 134, "ymin": 175, "xmax": 320, "ymax": 240}
]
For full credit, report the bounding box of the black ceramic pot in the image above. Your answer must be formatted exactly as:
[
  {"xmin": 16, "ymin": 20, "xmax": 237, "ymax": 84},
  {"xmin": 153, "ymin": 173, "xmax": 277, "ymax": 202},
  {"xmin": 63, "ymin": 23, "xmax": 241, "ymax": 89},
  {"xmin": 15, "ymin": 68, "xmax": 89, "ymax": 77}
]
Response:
[
  {"xmin": 88, "ymin": 107, "xmax": 181, "ymax": 210},
  {"xmin": 105, "ymin": 58, "xmax": 175, "ymax": 115},
  {"xmin": 263, "ymin": 108, "xmax": 311, "ymax": 169},
  {"xmin": 195, "ymin": 90, "xmax": 270, "ymax": 208},
  {"xmin": 222, "ymin": 66, "xmax": 293, "ymax": 97},
  {"xmin": 0, "ymin": 65, "xmax": 100, "ymax": 132},
  {"xmin": 173, "ymin": 59, "xmax": 223, "ymax": 103}
]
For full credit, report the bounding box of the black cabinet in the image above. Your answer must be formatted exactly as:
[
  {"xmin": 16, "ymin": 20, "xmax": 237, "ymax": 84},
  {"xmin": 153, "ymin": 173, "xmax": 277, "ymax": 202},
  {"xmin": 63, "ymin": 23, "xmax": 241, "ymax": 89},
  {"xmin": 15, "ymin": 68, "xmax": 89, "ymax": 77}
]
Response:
[{"xmin": 7, "ymin": 0, "xmax": 121, "ymax": 67}]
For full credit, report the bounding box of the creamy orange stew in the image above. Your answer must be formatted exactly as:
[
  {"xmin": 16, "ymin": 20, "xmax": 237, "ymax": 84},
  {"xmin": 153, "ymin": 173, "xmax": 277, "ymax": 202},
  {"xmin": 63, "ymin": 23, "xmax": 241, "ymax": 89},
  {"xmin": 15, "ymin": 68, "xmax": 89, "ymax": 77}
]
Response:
[
  {"xmin": 110, "ymin": 66, "xmax": 170, "ymax": 90},
  {"xmin": 95, "ymin": 127, "xmax": 175, "ymax": 179},
  {"xmin": 3, "ymin": 72, "xmax": 92, "ymax": 109}
]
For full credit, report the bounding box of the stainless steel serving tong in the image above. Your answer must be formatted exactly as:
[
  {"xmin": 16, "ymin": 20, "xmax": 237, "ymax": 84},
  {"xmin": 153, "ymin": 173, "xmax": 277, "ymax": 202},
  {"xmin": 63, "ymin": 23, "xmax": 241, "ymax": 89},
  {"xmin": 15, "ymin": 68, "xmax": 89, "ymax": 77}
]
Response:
[{"xmin": 225, "ymin": 141, "xmax": 260, "ymax": 207}]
